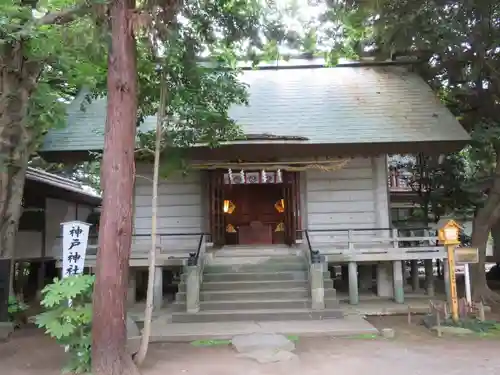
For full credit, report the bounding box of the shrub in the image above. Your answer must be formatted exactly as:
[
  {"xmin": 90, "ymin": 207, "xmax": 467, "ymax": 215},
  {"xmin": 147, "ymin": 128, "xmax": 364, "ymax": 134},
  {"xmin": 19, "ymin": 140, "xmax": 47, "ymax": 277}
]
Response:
[
  {"xmin": 8, "ymin": 296, "xmax": 28, "ymax": 326},
  {"xmin": 35, "ymin": 275, "xmax": 94, "ymax": 374}
]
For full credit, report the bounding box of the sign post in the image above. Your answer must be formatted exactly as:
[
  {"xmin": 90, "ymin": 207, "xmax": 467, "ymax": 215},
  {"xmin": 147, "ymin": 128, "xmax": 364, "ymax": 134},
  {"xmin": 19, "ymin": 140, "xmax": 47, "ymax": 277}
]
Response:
[
  {"xmin": 455, "ymin": 247, "xmax": 479, "ymax": 306},
  {"xmin": 438, "ymin": 219, "xmax": 461, "ymax": 323},
  {"xmin": 61, "ymin": 221, "xmax": 91, "ymax": 278},
  {"xmin": 61, "ymin": 221, "xmax": 91, "ymax": 353}
]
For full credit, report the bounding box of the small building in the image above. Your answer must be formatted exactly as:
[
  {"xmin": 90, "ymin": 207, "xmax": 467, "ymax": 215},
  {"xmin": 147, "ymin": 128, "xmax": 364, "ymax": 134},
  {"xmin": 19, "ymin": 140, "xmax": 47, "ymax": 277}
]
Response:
[
  {"xmin": 39, "ymin": 61, "xmax": 469, "ymax": 322},
  {"xmin": 13, "ymin": 168, "xmax": 101, "ymax": 298}
]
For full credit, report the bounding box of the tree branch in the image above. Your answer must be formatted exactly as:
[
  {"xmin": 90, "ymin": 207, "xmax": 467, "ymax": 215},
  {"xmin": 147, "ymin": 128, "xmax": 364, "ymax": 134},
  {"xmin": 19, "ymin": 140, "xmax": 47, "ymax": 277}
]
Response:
[{"xmin": 38, "ymin": 3, "xmax": 91, "ymax": 26}]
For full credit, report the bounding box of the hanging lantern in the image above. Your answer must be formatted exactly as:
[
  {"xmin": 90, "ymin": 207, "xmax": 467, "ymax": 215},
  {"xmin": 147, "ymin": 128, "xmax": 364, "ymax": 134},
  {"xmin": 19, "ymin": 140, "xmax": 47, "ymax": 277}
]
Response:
[
  {"xmin": 277, "ymin": 169, "xmax": 282, "ymax": 183},
  {"xmin": 261, "ymin": 169, "xmax": 267, "ymax": 183},
  {"xmin": 240, "ymin": 169, "xmax": 245, "ymax": 184},
  {"xmin": 223, "ymin": 200, "xmax": 235, "ymax": 214},
  {"xmin": 274, "ymin": 199, "xmax": 285, "ymax": 213},
  {"xmin": 228, "ymin": 168, "xmax": 233, "ymax": 184}
]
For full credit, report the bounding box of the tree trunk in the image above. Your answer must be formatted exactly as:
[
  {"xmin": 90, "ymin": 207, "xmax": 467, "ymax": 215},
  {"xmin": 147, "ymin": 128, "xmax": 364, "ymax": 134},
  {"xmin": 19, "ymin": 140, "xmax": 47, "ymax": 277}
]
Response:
[
  {"xmin": 470, "ymin": 150, "xmax": 500, "ymax": 303},
  {"xmin": 134, "ymin": 75, "xmax": 166, "ymax": 366},
  {"xmin": 91, "ymin": 0, "xmax": 140, "ymax": 374},
  {"xmin": 0, "ymin": 41, "xmax": 39, "ymax": 320},
  {"xmin": 470, "ymin": 212, "xmax": 495, "ymax": 301}
]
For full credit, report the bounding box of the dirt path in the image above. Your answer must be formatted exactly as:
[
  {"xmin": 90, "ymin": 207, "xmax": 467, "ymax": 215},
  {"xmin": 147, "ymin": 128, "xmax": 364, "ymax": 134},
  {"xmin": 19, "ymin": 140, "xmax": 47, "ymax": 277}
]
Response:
[{"xmin": 2, "ymin": 323, "xmax": 500, "ymax": 375}]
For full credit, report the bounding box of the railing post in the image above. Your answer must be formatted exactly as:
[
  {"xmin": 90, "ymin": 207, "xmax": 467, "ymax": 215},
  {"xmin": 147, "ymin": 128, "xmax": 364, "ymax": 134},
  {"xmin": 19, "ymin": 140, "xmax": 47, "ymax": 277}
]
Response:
[
  {"xmin": 310, "ymin": 262, "xmax": 325, "ymax": 310},
  {"xmin": 185, "ymin": 265, "xmax": 200, "ymax": 313},
  {"xmin": 153, "ymin": 265, "xmax": 163, "ymax": 309},
  {"xmin": 348, "ymin": 230, "xmax": 354, "ymax": 251},
  {"xmin": 424, "ymin": 259, "xmax": 435, "ymax": 297},
  {"xmin": 392, "ymin": 228, "xmax": 399, "ymax": 249},
  {"xmin": 391, "ymin": 228, "xmax": 404, "ymax": 303},
  {"xmin": 348, "ymin": 261, "xmax": 359, "ymax": 305}
]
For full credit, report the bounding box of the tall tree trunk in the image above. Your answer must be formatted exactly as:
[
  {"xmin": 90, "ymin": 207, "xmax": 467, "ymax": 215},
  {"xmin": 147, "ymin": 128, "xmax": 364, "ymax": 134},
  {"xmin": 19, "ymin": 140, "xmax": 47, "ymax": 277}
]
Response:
[
  {"xmin": 134, "ymin": 75, "xmax": 166, "ymax": 366},
  {"xmin": 0, "ymin": 41, "xmax": 39, "ymax": 321},
  {"xmin": 91, "ymin": 0, "xmax": 140, "ymax": 374},
  {"xmin": 470, "ymin": 150, "xmax": 500, "ymax": 303}
]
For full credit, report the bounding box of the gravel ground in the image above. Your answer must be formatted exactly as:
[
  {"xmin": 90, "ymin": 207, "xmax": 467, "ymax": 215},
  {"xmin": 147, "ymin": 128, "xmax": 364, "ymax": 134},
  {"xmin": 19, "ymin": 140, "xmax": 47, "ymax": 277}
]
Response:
[{"xmin": 2, "ymin": 319, "xmax": 500, "ymax": 375}]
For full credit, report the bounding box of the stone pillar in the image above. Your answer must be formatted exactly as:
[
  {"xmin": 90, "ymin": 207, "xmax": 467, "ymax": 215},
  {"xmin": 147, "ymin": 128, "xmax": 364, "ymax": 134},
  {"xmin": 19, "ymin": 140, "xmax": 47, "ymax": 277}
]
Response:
[
  {"xmin": 410, "ymin": 260, "xmax": 419, "ymax": 292},
  {"xmin": 392, "ymin": 260, "xmax": 404, "ymax": 304},
  {"xmin": 310, "ymin": 263, "xmax": 325, "ymax": 310},
  {"xmin": 185, "ymin": 266, "xmax": 200, "ymax": 313},
  {"xmin": 348, "ymin": 261, "xmax": 359, "ymax": 305},
  {"xmin": 358, "ymin": 264, "xmax": 373, "ymax": 292},
  {"xmin": 127, "ymin": 268, "xmax": 137, "ymax": 306},
  {"xmin": 424, "ymin": 259, "xmax": 435, "ymax": 297},
  {"xmin": 376, "ymin": 262, "xmax": 393, "ymax": 298},
  {"xmin": 153, "ymin": 266, "xmax": 163, "ymax": 309}
]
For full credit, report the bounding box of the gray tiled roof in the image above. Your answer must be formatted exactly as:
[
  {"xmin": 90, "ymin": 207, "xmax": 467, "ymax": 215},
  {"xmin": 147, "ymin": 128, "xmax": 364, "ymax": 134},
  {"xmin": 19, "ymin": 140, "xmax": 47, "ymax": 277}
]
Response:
[{"xmin": 41, "ymin": 65, "xmax": 470, "ymax": 152}]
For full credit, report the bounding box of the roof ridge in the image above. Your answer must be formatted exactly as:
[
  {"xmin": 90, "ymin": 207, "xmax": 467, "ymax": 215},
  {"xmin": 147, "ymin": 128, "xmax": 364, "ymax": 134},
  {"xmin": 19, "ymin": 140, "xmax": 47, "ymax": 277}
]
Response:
[{"xmin": 26, "ymin": 167, "xmax": 101, "ymax": 200}]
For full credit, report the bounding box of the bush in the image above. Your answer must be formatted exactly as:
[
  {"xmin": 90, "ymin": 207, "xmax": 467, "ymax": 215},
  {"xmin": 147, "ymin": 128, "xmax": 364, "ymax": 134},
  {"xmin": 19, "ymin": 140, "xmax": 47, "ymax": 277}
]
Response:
[
  {"xmin": 35, "ymin": 275, "xmax": 94, "ymax": 374},
  {"xmin": 8, "ymin": 296, "xmax": 28, "ymax": 326}
]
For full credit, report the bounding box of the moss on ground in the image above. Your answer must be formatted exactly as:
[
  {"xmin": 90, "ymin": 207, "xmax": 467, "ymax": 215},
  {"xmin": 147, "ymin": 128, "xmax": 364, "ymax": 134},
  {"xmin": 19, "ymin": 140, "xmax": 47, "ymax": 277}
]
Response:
[{"xmin": 191, "ymin": 335, "xmax": 301, "ymax": 347}]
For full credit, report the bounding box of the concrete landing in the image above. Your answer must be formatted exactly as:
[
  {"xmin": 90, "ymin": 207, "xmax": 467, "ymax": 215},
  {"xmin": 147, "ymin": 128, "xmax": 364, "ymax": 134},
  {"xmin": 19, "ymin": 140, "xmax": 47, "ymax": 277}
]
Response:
[{"xmin": 148, "ymin": 316, "xmax": 378, "ymax": 342}]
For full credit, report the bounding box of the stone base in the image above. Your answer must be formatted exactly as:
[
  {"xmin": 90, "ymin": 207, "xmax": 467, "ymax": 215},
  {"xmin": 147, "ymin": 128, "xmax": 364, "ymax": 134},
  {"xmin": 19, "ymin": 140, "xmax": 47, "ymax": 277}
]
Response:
[
  {"xmin": 232, "ymin": 333, "xmax": 295, "ymax": 353},
  {"xmin": 0, "ymin": 322, "xmax": 14, "ymax": 342},
  {"xmin": 237, "ymin": 349, "xmax": 298, "ymax": 363},
  {"xmin": 232, "ymin": 333, "xmax": 297, "ymax": 364},
  {"xmin": 126, "ymin": 316, "xmax": 141, "ymax": 355}
]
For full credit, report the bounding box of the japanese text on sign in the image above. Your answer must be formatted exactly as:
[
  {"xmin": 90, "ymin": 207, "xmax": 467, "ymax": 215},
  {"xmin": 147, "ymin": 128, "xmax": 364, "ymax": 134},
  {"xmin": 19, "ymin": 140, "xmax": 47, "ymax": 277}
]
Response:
[{"xmin": 61, "ymin": 221, "xmax": 90, "ymax": 278}]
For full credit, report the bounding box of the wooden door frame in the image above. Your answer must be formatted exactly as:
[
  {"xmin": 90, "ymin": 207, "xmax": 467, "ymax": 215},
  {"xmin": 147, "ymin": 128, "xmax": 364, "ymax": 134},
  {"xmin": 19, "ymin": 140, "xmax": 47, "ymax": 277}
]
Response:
[
  {"xmin": 207, "ymin": 169, "xmax": 302, "ymax": 247},
  {"xmin": 208, "ymin": 170, "xmax": 225, "ymax": 247},
  {"xmin": 283, "ymin": 170, "xmax": 301, "ymax": 245}
]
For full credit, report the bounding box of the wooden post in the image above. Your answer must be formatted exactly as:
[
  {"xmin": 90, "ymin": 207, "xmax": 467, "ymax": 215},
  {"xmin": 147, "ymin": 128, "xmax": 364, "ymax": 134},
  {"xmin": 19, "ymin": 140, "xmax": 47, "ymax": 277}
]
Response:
[
  {"xmin": 392, "ymin": 229, "xmax": 404, "ymax": 303},
  {"xmin": 411, "ymin": 260, "xmax": 419, "ymax": 292},
  {"xmin": 347, "ymin": 230, "xmax": 354, "ymax": 251},
  {"xmin": 376, "ymin": 262, "xmax": 393, "ymax": 298},
  {"xmin": 478, "ymin": 301, "xmax": 485, "ymax": 321},
  {"xmin": 446, "ymin": 244, "xmax": 459, "ymax": 323},
  {"xmin": 443, "ymin": 261, "xmax": 451, "ymax": 303},
  {"xmin": 153, "ymin": 266, "xmax": 163, "ymax": 309},
  {"xmin": 348, "ymin": 261, "xmax": 359, "ymax": 305},
  {"xmin": 392, "ymin": 228, "xmax": 399, "ymax": 249},
  {"xmin": 424, "ymin": 259, "xmax": 435, "ymax": 296},
  {"xmin": 436, "ymin": 307, "xmax": 442, "ymax": 337},
  {"xmin": 393, "ymin": 260, "xmax": 404, "ymax": 304}
]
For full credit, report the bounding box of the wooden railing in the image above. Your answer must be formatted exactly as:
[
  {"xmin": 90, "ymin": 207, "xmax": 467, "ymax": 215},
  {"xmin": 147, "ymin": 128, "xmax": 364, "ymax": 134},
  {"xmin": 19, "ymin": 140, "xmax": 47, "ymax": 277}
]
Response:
[
  {"xmin": 388, "ymin": 168, "xmax": 412, "ymax": 191},
  {"xmin": 305, "ymin": 227, "xmax": 445, "ymax": 262},
  {"xmin": 53, "ymin": 232, "xmax": 207, "ymax": 263},
  {"xmin": 304, "ymin": 230, "xmax": 322, "ymax": 264},
  {"xmin": 188, "ymin": 233, "xmax": 206, "ymax": 266}
]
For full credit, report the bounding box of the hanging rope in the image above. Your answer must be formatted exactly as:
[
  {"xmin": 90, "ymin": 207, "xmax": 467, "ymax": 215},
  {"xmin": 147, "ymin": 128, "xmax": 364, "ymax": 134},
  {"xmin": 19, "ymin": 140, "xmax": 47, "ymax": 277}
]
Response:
[{"xmin": 193, "ymin": 158, "xmax": 351, "ymax": 171}]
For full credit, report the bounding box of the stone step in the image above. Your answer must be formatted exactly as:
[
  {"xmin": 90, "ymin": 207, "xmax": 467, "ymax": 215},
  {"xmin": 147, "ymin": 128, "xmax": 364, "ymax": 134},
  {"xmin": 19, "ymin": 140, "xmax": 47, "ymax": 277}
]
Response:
[
  {"xmin": 212, "ymin": 245, "xmax": 302, "ymax": 257},
  {"xmin": 175, "ymin": 288, "xmax": 337, "ymax": 302},
  {"xmin": 191, "ymin": 271, "xmax": 310, "ymax": 282},
  {"xmin": 210, "ymin": 253, "xmax": 305, "ymax": 261},
  {"xmin": 178, "ymin": 279, "xmax": 334, "ymax": 292},
  {"xmin": 204, "ymin": 262, "xmax": 308, "ymax": 273},
  {"xmin": 171, "ymin": 308, "xmax": 344, "ymax": 323},
  {"xmin": 172, "ymin": 297, "xmax": 340, "ymax": 312}
]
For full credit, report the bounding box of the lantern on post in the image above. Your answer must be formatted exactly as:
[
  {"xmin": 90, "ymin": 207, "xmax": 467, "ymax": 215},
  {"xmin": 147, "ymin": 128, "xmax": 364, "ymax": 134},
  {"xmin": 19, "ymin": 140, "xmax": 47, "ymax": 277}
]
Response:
[
  {"xmin": 437, "ymin": 219, "xmax": 463, "ymax": 323},
  {"xmin": 437, "ymin": 219, "xmax": 461, "ymax": 245}
]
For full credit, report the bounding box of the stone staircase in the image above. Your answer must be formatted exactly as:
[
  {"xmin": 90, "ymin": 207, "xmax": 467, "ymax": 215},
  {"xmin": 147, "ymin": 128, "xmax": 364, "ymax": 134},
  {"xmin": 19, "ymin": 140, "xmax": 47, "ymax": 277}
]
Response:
[{"xmin": 171, "ymin": 249, "xmax": 343, "ymax": 323}]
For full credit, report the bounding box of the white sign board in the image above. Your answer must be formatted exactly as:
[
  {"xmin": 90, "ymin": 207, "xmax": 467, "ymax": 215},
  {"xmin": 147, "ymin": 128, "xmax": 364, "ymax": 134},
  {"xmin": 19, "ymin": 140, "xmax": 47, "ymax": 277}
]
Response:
[{"xmin": 61, "ymin": 221, "xmax": 91, "ymax": 277}]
